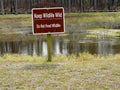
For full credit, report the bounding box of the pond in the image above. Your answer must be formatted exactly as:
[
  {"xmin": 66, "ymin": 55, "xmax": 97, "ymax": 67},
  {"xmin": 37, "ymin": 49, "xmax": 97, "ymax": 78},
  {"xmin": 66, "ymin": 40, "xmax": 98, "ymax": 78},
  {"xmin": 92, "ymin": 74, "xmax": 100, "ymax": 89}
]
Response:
[{"xmin": 0, "ymin": 31, "xmax": 120, "ymax": 56}]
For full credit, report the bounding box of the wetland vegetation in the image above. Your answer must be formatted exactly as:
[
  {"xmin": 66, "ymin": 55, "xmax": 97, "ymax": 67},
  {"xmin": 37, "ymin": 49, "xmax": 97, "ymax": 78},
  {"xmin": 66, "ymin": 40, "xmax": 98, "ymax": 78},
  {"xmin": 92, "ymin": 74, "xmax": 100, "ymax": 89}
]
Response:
[
  {"xmin": 0, "ymin": 53, "xmax": 120, "ymax": 89},
  {"xmin": 0, "ymin": 12, "xmax": 120, "ymax": 89},
  {"xmin": 0, "ymin": 12, "xmax": 120, "ymax": 35}
]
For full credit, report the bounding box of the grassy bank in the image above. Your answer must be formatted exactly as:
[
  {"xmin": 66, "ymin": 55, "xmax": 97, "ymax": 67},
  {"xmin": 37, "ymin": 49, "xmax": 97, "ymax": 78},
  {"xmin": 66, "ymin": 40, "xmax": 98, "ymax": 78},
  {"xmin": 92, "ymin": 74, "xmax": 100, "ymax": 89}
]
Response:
[
  {"xmin": 66, "ymin": 12, "xmax": 120, "ymax": 30},
  {"xmin": 0, "ymin": 14, "xmax": 31, "ymax": 27},
  {"xmin": 0, "ymin": 12, "xmax": 120, "ymax": 30},
  {"xmin": 0, "ymin": 12, "xmax": 120, "ymax": 41},
  {"xmin": 0, "ymin": 53, "xmax": 120, "ymax": 89},
  {"xmin": 0, "ymin": 12, "xmax": 120, "ymax": 25},
  {"xmin": 0, "ymin": 12, "xmax": 120, "ymax": 39},
  {"xmin": 66, "ymin": 12, "xmax": 120, "ymax": 23}
]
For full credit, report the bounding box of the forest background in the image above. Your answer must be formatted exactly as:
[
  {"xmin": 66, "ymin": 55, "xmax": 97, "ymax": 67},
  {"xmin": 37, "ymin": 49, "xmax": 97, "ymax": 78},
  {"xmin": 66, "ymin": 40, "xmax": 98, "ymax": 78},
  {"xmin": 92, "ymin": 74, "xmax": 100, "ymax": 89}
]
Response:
[{"xmin": 0, "ymin": 0, "xmax": 120, "ymax": 15}]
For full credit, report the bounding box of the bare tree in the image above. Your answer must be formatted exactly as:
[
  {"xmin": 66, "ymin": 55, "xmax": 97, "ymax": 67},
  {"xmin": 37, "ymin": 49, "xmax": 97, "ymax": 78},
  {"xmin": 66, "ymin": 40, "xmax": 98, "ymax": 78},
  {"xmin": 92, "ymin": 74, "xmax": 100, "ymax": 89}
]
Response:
[
  {"xmin": 15, "ymin": 0, "xmax": 18, "ymax": 14},
  {"xmin": 1, "ymin": 0, "xmax": 5, "ymax": 15},
  {"xmin": 68, "ymin": 0, "xmax": 71, "ymax": 12},
  {"xmin": 81, "ymin": 0, "xmax": 83, "ymax": 12},
  {"xmin": 94, "ymin": 0, "xmax": 97, "ymax": 11},
  {"xmin": 0, "ymin": 0, "xmax": 120, "ymax": 13}
]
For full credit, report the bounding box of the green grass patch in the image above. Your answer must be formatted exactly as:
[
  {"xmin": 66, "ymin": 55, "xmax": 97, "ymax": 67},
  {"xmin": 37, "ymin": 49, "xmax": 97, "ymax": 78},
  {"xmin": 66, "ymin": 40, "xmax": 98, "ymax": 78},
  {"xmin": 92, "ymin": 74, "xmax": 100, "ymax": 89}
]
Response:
[
  {"xmin": 65, "ymin": 12, "xmax": 120, "ymax": 24},
  {"xmin": 0, "ymin": 12, "xmax": 120, "ymax": 26},
  {"xmin": 0, "ymin": 14, "xmax": 32, "ymax": 26}
]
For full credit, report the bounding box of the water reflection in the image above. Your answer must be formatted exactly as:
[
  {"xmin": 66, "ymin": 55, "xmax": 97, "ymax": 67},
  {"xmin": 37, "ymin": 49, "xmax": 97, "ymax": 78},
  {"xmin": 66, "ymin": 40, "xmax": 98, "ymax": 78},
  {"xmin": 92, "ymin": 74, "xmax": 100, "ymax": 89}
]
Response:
[{"xmin": 0, "ymin": 33, "xmax": 120, "ymax": 56}]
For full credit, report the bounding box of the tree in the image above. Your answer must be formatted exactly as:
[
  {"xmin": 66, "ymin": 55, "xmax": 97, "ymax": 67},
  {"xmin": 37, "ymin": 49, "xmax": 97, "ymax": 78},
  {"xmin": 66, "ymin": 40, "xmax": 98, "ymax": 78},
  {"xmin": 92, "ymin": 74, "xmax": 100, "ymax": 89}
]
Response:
[
  {"xmin": 1, "ymin": 0, "xmax": 5, "ymax": 15},
  {"xmin": 94, "ymin": 0, "xmax": 97, "ymax": 11},
  {"xmin": 15, "ymin": 0, "xmax": 18, "ymax": 14},
  {"xmin": 68, "ymin": 0, "xmax": 71, "ymax": 12},
  {"xmin": 80, "ymin": 0, "xmax": 83, "ymax": 11},
  {"xmin": 0, "ymin": 0, "xmax": 120, "ymax": 13}
]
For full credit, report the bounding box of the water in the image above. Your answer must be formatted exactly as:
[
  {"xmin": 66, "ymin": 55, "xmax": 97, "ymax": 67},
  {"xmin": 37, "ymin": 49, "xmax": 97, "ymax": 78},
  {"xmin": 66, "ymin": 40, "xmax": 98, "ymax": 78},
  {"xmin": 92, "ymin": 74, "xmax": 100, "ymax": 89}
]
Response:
[{"xmin": 0, "ymin": 32, "xmax": 120, "ymax": 56}]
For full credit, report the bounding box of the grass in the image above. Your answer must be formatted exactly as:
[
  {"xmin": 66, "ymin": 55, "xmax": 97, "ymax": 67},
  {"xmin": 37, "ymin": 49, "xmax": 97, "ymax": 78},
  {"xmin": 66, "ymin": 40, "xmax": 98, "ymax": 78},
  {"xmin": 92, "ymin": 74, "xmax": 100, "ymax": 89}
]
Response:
[
  {"xmin": 0, "ymin": 14, "xmax": 31, "ymax": 26},
  {"xmin": 0, "ymin": 12, "xmax": 120, "ymax": 39},
  {"xmin": 0, "ymin": 13, "xmax": 120, "ymax": 89},
  {"xmin": 0, "ymin": 12, "xmax": 120, "ymax": 29},
  {"xmin": 65, "ymin": 12, "xmax": 120, "ymax": 23},
  {"xmin": 0, "ymin": 53, "xmax": 120, "ymax": 90},
  {"xmin": 66, "ymin": 12, "xmax": 120, "ymax": 30},
  {"xmin": 0, "ymin": 14, "xmax": 31, "ymax": 39}
]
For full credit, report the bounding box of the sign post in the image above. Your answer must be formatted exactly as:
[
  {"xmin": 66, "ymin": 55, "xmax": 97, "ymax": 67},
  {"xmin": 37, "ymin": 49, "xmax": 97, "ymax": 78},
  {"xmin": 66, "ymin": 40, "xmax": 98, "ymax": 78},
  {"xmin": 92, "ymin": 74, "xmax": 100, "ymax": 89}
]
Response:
[
  {"xmin": 32, "ymin": 7, "xmax": 65, "ymax": 62},
  {"xmin": 47, "ymin": 34, "xmax": 52, "ymax": 62}
]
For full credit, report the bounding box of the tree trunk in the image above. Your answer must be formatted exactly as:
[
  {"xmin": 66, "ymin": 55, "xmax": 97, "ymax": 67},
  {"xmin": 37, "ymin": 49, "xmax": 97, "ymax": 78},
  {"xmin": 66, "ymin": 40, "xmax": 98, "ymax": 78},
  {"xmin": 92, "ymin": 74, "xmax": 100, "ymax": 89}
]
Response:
[
  {"xmin": 94, "ymin": 0, "xmax": 97, "ymax": 11},
  {"xmin": 1, "ymin": 0, "xmax": 5, "ymax": 15},
  {"xmin": 81, "ymin": 0, "xmax": 83, "ymax": 12},
  {"xmin": 15, "ymin": 0, "xmax": 18, "ymax": 14},
  {"xmin": 68, "ymin": 0, "xmax": 71, "ymax": 12}
]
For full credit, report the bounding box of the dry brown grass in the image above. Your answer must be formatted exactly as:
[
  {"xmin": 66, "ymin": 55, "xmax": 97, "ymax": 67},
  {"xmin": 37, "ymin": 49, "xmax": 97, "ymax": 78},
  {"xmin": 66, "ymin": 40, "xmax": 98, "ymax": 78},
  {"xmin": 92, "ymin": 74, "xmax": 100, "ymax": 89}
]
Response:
[{"xmin": 0, "ymin": 53, "xmax": 120, "ymax": 90}]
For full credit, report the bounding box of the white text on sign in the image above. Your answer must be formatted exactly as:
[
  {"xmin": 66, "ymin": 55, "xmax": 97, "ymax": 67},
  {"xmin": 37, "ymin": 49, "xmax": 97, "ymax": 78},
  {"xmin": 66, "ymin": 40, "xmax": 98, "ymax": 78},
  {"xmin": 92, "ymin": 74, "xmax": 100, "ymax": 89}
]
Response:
[
  {"xmin": 36, "ymin": 24, "xmax": 61, "ymax": 29},
  {"xmin": 34, "ymin": 13, "xmax": 62, "ymax": 19}
]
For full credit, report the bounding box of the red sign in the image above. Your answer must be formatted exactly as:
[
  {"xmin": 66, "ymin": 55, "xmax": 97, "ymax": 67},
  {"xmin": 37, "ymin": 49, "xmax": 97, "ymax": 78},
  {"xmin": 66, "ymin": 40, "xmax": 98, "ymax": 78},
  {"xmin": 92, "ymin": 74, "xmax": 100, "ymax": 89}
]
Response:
[{"xmin": 32, "ymin": 7, "xmax": 65, "ymax": 34}]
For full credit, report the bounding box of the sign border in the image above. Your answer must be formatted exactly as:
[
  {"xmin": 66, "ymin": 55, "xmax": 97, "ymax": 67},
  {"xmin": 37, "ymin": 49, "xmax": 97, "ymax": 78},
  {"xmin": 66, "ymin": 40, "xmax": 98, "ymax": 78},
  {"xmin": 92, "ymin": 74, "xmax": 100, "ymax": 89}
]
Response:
[{"xmin": 32, "ymin": 7, "xmax": 65, "ymax": 35}]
